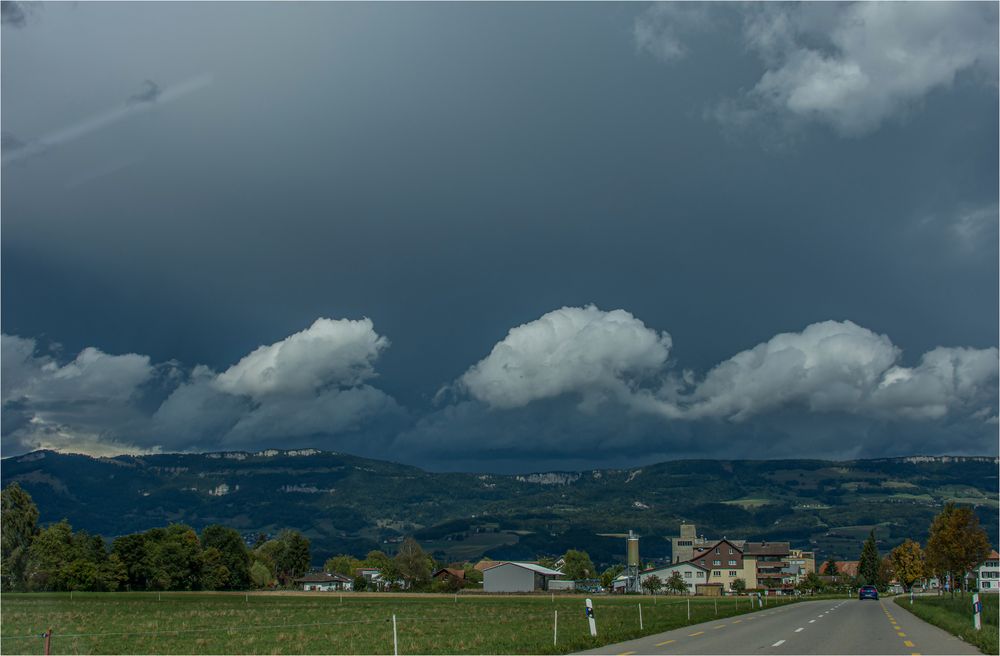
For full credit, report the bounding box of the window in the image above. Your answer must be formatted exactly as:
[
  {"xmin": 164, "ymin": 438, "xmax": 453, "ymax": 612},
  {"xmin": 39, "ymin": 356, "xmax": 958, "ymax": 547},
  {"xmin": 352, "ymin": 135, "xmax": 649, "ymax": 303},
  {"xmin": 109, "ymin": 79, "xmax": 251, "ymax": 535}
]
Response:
[
  {"xmin": 729, "ymin": 560, "xmax": 737, "ymax": 566},
  {"xmin": 684, "ymin": 571, "xmax": 692, "ymax": 578},
  {"xmin": 678, "ymin": 540, "xmax": 692, "ymax": 546},
  {"xmin": 715, "ymin": 548, "xmax": 721, "ymax": 555},
  {"xmin": 713, "ymin": 560, "xmax": 721, "ymax": 566},
  {"xmin": 701, "ymin": 560, "xmax": 706, "ymax": 566},
  {"xmin": 729, "ymin": 548, "xmax": 734, "ymax": 555},
  {"xmin": 729, "ymin": 571, "xmax": 737, "ymax": 576},
  {"xmin": 697, "ymin": 572, "xmax": 704, "ymax": 578},
  {"xmin": 713, "ymin": 570, "xmax": 721, "ymax": 576}
]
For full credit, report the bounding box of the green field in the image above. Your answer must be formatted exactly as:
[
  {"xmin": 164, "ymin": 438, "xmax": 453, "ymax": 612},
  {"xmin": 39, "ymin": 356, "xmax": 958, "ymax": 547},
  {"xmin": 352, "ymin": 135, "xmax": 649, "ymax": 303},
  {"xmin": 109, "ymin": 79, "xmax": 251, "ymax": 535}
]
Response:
[
  {"xmin": 0, "ymin": 592, "xmax": 801, "ymax": 654},
  {"xmin": 895, "ymin": 593, "xmax": 999, "ymax": 655}
]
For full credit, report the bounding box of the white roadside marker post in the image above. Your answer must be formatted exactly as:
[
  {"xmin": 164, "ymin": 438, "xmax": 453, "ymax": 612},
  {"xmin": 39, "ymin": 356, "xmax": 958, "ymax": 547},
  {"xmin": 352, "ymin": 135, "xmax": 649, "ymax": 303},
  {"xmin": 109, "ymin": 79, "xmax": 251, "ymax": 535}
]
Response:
[
  {"xmin": 639, "ymin": 603, "xmax": 643, "ymax": 630},
  {"xmin": 554, "ymin": 610, "xmax": 558, "ymax": 646},
  {"xmin": 687, "ymin": 598, "xmax": 691, "ymax": 621},
  {"xmin": 586, "ymin": 598, "xmax": 597, "ymax": 637},
  {"xmin": 973, "ymin": 593, "xmax": 982, "ymax": 631},
  {"xmin": 392, "ymin": 614, "xmax": 399, "ymax": 656}
]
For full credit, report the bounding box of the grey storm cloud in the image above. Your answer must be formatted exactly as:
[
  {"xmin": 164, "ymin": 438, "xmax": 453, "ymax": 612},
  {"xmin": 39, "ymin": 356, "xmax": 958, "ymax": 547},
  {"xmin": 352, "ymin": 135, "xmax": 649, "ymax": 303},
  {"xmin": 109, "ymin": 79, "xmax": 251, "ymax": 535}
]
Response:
[
  {"xmin": 1, "ymin": 3, "xmax": 996, "ymax": 471},
  {"xmin": 1, "ymin": 1, "xmax": 29, "ymax": 28},
  {"xmin": 1, "ymin": 131, "xmax": 25, "ymax": 152},
  {"xmin": 2, "ymin": 308, "xmax": 996, "ymax": 469}
]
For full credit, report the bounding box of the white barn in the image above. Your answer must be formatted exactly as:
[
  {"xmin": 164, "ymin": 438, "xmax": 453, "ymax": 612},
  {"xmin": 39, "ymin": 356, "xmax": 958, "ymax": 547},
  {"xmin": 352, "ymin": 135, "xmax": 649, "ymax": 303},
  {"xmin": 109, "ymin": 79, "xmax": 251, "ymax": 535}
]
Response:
[
  {"xmin": 483, "ymin": 562, "xmax": 563, "ymax": 593},
  {"xmin": 639, "ymin": 562, "xmax": 709, "ymax": 595}
]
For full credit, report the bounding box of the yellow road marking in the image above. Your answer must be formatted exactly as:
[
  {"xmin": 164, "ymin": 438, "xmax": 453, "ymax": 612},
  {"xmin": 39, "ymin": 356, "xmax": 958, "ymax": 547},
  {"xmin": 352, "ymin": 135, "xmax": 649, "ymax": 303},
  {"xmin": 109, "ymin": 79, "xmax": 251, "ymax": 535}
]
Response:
[
  {"xmin": 689, "ymin": 631, "xmax": 704, "ymax": 637},
  {"xmin": 713, "ymin": 624, "xmax": 726, "ymax": 629},
  {"xmin": 898, "ymin": 632, "xmax": 906, "ymax": 637},
  {"xmin": 904, "ymin": 640, "xmax": 914, "ymax": 647},
  {"xmin": 656, "ymin": 640, "xmax": 676, "ymax": 646},
  {"xmin": 731, "ymin": 620, "xmax": 742, "ymax": 624},
  {"xmin": 893, "ymin": 625, "xmax": 901, "ymax": 630},
  {"xmin": 619, "ymin": 651, "xmax": 636, "ymax": 655}
]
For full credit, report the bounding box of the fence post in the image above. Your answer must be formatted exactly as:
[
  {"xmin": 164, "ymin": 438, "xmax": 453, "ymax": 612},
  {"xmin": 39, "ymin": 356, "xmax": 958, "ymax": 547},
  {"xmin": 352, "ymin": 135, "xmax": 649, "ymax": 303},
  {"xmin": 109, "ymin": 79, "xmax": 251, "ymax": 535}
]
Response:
[
  {"xmin": 687, "ymin": 598, "xmax": 690, "ymax": 621},
  {"xmin": 553, "ymin": 610, "xmax": 558, "ymax": 646},
  {"xmin": 714, "ymin": 598, "xmax": 717, "ymax": 616},
  {"xmin": 44, "ymin": 628, "xmax": 52, "ymax": 656},
  {"xmin": 639, "ymin": 603, "xmax": 643, "ymax": 630},
  {"xmin": 392, "ymin": 614, "xmax": 398, "ymax": 656}
]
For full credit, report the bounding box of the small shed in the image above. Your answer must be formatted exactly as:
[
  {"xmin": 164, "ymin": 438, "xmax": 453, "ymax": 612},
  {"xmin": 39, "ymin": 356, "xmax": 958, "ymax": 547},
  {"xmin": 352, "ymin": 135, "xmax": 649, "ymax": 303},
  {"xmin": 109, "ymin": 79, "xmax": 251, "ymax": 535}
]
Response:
[
  {"xmin": 294, "ymin": 572, "xmax": 352, "ymax": 592},
  {"xmin": 483, "ymin": 562, "xmax": 563, "ymax": 593}
]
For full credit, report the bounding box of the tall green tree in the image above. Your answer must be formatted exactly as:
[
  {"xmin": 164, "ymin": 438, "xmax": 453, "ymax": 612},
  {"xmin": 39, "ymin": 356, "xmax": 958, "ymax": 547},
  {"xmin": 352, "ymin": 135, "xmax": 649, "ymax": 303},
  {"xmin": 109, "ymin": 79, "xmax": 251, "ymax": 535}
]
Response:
[
  {"xmin": 259, "ymin": 530, "xmax": 310, "ymax": 586},
  {"xmin": 858, "ymin": 530, "xmax": 880, "ymax": 585},
  {"xmin": 925, "ymin": 502, "xmax": 991, "ymax": 595},
  {"xmin": 395, "ymin": 537, "xmax": 432, "ymax": 587},
  {"xmin": 1, "ymin": 483, "xmax": 39, "ymax": 591},
  {"xmin": 25, "ymin": 520, "xmax": 76, "ymax": 590},
  {"xmin": 145, "ymin": 525, "xmax": 203, "ymax": 590},
  {"xmin": 201, "ymin": 525, "xmax": 250, "ymax": 589},
  {"xmin": 112, "ymin": 533, "xmax": 151, "ymax": 591},
  {"xmin": 560, "ymin": 549, "xmax": 596, "ymax": 580},
  {"xmin": 821, "ymin": 558, "xmax": 838, "ymax": 576},
  {"xmin": 731, "ymin": 577, "xmax": 747, "ymax": 594}
]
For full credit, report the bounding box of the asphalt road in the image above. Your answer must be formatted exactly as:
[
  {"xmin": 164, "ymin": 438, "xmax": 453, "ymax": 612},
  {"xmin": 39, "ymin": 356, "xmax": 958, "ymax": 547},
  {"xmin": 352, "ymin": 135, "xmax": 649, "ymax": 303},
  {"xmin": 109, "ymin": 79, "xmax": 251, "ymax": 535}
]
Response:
[{"xmin": 577, "ymin": 598, "xmax": 980, "ymax": 655}]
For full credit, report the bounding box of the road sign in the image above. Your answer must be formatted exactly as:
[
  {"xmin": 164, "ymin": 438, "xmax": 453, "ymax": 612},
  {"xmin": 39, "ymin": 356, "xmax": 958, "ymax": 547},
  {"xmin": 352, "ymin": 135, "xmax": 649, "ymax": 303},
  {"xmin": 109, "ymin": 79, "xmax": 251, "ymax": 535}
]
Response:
[
  {"xmin": 973, "ymin": 593, "xmax": 982, "ymax": 631},
  {"xmin": 585, "ymin": 598, "xmax": 597, "ymax": 637}
]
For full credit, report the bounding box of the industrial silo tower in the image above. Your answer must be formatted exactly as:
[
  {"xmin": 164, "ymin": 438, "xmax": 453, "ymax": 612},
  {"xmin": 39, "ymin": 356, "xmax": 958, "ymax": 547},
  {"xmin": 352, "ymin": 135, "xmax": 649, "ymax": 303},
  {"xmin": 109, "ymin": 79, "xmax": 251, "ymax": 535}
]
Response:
[{"xmin": 626, "ymin": 530, "xmax": 640, "ymax": 592}]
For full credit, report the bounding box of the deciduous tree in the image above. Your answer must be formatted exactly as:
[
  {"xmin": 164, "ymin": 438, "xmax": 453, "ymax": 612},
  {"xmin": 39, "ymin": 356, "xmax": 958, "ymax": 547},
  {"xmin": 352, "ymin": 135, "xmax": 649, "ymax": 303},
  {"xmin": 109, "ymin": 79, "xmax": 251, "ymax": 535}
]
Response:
[
  {"xmin": 890, "ymin": 539, "xmax": 924, "ymax": 591},
  {"xmin": 925, "ymin": 502, "xmax": 991, "ymax": 595},
  {"xmin": 1, "ymin": 483, "xmax": 39, "ymax": 591},
  {"xmin": 560, "ymin": 549, "xmax": 596, "ymax": 580},
  {"xmin": 641, "ymin": 574, "xmax": 662, "ymax": 595}
]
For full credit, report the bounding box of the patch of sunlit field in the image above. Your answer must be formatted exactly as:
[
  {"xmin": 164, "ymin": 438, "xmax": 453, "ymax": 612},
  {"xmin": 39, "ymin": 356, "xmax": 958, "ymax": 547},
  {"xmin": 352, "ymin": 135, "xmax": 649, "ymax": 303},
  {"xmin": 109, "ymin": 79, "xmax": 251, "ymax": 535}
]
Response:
[{"xmin": 0, "ymin": 592, "xmax": 806, "ymax": 654}]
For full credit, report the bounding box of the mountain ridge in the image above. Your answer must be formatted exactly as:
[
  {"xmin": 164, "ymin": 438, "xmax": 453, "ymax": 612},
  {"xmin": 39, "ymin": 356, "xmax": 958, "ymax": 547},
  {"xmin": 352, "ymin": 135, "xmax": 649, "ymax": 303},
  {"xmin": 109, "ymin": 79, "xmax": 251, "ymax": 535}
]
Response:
[{"xmin": 3, "ymin": 449, "xmax": 997, "ymax": 566}]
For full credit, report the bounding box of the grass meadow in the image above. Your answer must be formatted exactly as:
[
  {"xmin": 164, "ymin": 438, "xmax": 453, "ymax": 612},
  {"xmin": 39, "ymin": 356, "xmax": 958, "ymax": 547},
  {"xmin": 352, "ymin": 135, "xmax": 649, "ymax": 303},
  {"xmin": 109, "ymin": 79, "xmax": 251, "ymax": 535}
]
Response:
[
  {"xmin": 895, "ymin": 593, "xmax": 999, "ymax": 655},
  {"xmin": 0, "ymin": 591, "xmax": 808, "ymax": 654}
]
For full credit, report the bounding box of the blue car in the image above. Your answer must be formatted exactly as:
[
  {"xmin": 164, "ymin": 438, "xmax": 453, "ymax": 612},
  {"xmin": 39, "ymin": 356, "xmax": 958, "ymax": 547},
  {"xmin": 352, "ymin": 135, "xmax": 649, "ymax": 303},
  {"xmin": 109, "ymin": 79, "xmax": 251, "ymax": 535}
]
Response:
[{"xmin": 859, "ymin": 585, "xmax": 879, "ymax": 600}]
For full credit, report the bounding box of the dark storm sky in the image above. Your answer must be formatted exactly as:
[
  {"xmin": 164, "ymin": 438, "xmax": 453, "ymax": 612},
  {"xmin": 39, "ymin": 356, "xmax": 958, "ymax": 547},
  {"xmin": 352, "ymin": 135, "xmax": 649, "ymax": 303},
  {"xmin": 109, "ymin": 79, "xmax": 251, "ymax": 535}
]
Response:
[{"xmin": 2, "ymin": 2, "xmax": 997, "ymax": 472}]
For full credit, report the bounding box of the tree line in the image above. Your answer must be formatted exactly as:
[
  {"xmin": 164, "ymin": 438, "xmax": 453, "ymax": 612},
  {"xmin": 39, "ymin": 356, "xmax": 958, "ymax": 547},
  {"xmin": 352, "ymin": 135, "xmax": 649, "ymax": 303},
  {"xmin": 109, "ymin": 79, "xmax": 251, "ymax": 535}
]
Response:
[
  {"xmin": 802, "ymin": 502, "xmax": 992, "ymax": 595},
  {"xmin": 1, "ymin": 483, "xmax": 310, "ymax": 592}
]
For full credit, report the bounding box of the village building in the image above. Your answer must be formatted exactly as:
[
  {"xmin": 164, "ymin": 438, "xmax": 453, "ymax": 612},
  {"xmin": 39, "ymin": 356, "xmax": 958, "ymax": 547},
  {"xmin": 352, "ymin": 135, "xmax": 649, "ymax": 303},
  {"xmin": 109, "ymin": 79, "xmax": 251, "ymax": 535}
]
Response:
[
  {"xmin": 482, "ymin": 562, "xmax": 563, "ymax": 593},
  {"xmin": 432, "ymin": 568, "xmax": 466, "ymax": 586},
  {"xmin": 294, "ymin": 572, "xmax": 352, "ymax": 592},
  {"xmin": 638, "ymin": 561, "xmax": 710, "ymax": 595},
  {"xmin": 973, "ymin": 550, "xmax": 1000, "ymax": 593}
]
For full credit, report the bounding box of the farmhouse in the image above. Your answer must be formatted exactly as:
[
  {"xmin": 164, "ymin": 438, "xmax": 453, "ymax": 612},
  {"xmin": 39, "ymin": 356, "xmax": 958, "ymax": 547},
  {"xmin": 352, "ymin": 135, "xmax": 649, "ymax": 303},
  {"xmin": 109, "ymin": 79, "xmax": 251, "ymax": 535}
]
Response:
[
  {"xmin": 483, "ymin": 562, "xmax": 563, "ymax": 593},
  {"xmin": 638, "ymin": 561, "xmax": 709, "ymax": 595},
  {"xmin": 294, "ymin": 572, "xmax": 352, "ymax": 591},
  {"xmin": 973, "ymin": 550, "xmax": 1000, "ymax": 593}
]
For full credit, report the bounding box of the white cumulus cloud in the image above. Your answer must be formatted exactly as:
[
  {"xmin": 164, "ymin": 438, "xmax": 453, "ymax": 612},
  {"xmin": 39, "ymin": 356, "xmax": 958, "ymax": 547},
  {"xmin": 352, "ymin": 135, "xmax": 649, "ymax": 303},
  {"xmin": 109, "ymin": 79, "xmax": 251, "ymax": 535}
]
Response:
[
  {"xmin": 457, "ymin": 305, "xmax": 672, "ymax": 409},
  {"xmin": 214, "ymin": 317, "xmax": 389, "ymax": 398}
]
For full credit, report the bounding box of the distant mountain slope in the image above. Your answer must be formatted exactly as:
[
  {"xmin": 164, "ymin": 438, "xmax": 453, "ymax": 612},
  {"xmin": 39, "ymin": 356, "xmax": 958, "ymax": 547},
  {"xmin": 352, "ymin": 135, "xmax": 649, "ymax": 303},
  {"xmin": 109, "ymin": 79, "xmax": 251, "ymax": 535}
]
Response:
[{"xmin": 3, "ymin": 450, "xmax": 997, "ymax": 565}]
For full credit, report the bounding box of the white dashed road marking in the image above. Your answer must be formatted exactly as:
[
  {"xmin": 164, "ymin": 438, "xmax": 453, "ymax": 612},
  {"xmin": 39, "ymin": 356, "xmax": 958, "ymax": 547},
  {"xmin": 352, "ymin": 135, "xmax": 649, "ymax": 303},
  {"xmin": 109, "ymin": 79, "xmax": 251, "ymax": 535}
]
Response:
[
  {"xmin": 794, "ymin": 627, "xmax": 804, "ymax": 633},
  {"xmin": 809, "ymin": 620, "xmax": 816, "ymax": 623},
  {"xmin": 772, "ymin": 640, "xmax": 786, "ymax": 647}
]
